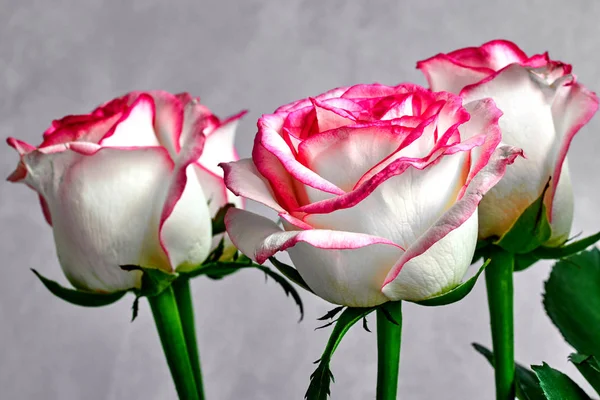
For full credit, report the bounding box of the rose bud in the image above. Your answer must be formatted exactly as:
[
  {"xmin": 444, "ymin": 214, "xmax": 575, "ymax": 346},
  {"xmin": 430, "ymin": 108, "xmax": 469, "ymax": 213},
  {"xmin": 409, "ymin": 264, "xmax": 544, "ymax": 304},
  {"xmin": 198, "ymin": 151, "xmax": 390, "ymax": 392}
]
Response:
[
  {"xmin": 7, "ymin": 91, "xmax": 245, "ymax": 293},
  {"xmin": 418, "ymin": 40, "xmax": 598, "ymax": 246},
  {"xmin": 221, "ymin": 84, "xmax": 521, "ymax": 307}
]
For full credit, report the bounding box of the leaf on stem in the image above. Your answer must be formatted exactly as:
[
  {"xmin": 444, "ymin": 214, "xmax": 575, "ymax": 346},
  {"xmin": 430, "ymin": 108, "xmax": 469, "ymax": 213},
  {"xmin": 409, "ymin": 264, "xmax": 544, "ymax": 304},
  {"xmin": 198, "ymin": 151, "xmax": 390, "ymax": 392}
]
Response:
[
  {"xmin": 472, "ymin": 343, "xmax": 546, "ymax": 400},
  {"xmin": 532, "ymin": 363, "xmax": 591, "ymax": 400},
  {"xmin": 306, "ymin": 307, "xmax": 376, "ymax": 400},
  {"xmin": 569, "ymin": 353, "xmax": 600, "ymax": 396},
  {"xmin": 543, "ymin": 248, "xmax": 600, "ymax": 356},
  {"xmin": 31, "ymin": 269, "xmax": 126, "ymax": 307}
]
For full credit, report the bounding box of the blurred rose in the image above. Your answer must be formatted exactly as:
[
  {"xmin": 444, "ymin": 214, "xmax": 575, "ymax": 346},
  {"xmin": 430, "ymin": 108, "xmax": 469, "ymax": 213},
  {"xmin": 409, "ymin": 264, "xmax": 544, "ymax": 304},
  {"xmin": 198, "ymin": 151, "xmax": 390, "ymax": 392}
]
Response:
[
  {"xmin": 222, "ymin": 83, "xmax": 521, "ymax": 307},
  {"xmin": 7, "ymin": 91, "xmax": 245, "ymax": 293},
  {"xmin": 418, "ymin": 40, "xmax": 598, "ymax": 246}
]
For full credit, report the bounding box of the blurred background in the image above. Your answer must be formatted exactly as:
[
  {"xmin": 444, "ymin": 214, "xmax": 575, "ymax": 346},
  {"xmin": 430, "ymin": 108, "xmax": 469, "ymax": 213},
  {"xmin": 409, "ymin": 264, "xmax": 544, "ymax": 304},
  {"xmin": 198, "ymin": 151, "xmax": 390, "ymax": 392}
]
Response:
[{"xmin": 1, "ymin": 1, "xmax": 599, "ymax": 399}]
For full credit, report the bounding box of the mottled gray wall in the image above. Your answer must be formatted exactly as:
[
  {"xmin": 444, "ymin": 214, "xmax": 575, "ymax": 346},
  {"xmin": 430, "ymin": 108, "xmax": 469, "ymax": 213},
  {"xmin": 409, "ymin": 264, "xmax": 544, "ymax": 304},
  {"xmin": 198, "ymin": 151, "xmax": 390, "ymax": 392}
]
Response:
[{"xmin": 1, "ymin": 1, "xmax": 599, "ymax": 399}]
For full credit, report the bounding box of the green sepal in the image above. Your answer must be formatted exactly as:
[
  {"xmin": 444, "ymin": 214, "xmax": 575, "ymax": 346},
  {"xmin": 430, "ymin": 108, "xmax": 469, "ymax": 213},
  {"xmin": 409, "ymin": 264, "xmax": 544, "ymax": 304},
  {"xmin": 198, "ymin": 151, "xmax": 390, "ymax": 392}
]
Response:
[
  {"xmin": 31, "ymin": 269, "xmax": 127, "ymax": 307},
  {"xmin": 120, "ymin": 265, "xmax": 178, "ymax": 297},
  {"xmin": 532, "ymin": 363, "xmax": 591, "ymax": 400},
  {"xmin": 414, "ymin": 258, "xmax": 490, "ymax": 306},
  {"xmin": 471, "ymin": 239, "xmax": 492, "ymax": 264},
  {"xmin": 495, "ymin": 181, "xmax": 552, "ymax": 254},
  {"xmin": 269, "ymin": 257, "xmax": 314, "ymax": 293},
  {"xmin": 532, "ymin": 231, "xmax": 600, "ymax": 260},
  {"xmin": 185, "ymin": 253, "xmax": 253, "ymax": 280},
  {"xmin": 211, "ymin": 203, "xmax": 235, "ymax": 235},
  {"xmin": 543, "ymin": 248, "xmax": 600, "ymax": 356},
  {"xmin": 514, "ymin": 253, "xmax": 539, "ymax": 272},
  {"xmin": 473, "ymin": 343, "xmax": 546, "ymax": 400},
  {"xmin": 306, "ymin": 306, "xmax": 376, "ymax": 400},
  {"xmin": 569, "ymin": 354, "xmax": 600, "ymax": 396}
]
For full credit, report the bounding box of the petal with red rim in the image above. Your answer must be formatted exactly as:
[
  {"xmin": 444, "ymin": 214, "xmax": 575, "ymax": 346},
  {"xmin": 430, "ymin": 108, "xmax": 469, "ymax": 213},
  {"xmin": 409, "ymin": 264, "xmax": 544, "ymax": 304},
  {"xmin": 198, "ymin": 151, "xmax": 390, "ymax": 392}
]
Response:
[
  {"xmin": 196, "ymin": 110, "xmax": 247, "ymax": 177},
  {"xmin": 461, "ymin": 64, "xmax": 562, "ymax": 238},
  {"xmin": 221, "ymin": 158, "xmax": 285, "ymax": 213},
  {"xmin": 305, "ymin": 151, "xmax": 469, "ymax": 249},
  {"xmin": 20, "ymin": 146, "xmax": 176, "ymax": 293},
  {"xmin": 417, "ymin": 53, "xmax": 491, "ymax": 95},
  {"xmin": 382, "ymin": 144, "xmax": 521, "ymax": 299},
  {"xmin": 100, "ymin": 94, "xmax": 161, "ymax": 147},
  {"xmin": 225, "ymin": 208, "xmax": 404, "ymax": 307}
]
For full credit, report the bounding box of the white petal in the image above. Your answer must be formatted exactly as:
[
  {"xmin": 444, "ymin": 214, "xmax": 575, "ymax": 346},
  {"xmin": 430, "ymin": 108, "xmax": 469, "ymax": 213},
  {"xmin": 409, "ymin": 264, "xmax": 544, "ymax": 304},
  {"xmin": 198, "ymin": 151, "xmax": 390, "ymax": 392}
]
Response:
[
  {"xmin": 196, "ymin": 118, "xmax": 240, "ymax": 177},
  {"xmin": 462, "ymin": 65, "xmax": 557, "ymax": 238},
  {"xmin": 221, "ymin": 158, "xmax": 284, "ymax": 213},
  {"xmin": 544, "ymin": 160, "xmax": 574, "ymax": 246},
  {"xmin": 23, "ymin": 147, "xmax": 174, "ymax": 293},
  {"xmin": 99, "ymin": 95, "xmax": 161, "ymax": 148},
  {"xmin": 160, "ymin": 165, "xmax": 213, "ymax": 272},
  {"xmin": 225, "ymin": 208, "xmax": 403, "ymax": 307},
  {"xmin": 381, "ymin": 211, "xmax": 478, "ymax": 301},
  {"xmin": 305, "ymin": 151, "xmax": 468, "ymax": 248}
]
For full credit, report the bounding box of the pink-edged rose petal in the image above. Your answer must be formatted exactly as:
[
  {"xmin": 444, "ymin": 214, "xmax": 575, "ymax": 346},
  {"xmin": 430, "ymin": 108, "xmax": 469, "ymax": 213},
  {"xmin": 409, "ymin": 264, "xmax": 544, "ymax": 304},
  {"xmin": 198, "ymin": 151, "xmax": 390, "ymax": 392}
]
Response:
[
  {"xmin": 382, "ymin": 144, "xmax": 522, "ymax": 300},
  {"xmin": 225, "ymin": 208, "xmax": 404, "ymax": 307}
]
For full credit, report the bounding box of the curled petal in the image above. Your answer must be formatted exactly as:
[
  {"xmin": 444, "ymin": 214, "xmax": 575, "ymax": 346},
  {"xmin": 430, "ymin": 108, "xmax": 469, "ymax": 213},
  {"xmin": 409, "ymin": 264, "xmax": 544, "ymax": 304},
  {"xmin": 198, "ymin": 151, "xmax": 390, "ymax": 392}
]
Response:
[
  {"xmin": 197, "ymin": 110, "xmax": 247, "ymax": 176},
  {"xmin": 225, "ymin": 208, "xmax": 404, "ymax": 307},
  {"xmin": 547, "ymin": 81, "xmax": 599, "ymax": 234},
  {"xmin": 99, "ymin": 94, "xmax": 160, "ymax": 148},
  {"xmin": 383, "ymin": 211, "xmax": 478, "ymax": 301},
  {"xmin": 221, "ymin": 158, "xmax": 285, "ymax": 213},
  {"xmin": 159, "ymin": 116, "xmax": 212, "ymax": 272},
  {"xmin": 382, "ymin": 144, "xmax": 522, "ymax": 298}
]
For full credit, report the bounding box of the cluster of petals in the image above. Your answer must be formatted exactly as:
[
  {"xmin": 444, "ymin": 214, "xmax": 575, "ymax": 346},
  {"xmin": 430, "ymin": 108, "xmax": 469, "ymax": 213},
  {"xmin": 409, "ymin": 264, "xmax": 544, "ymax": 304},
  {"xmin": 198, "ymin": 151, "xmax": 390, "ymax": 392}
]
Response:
[
  {"xmin": 222, "ymin": 82, "xmax": 521, "ymax": 307},
  {"xmin": 7, "ymin": 91, "xmax": 244, "ymax": 293}
]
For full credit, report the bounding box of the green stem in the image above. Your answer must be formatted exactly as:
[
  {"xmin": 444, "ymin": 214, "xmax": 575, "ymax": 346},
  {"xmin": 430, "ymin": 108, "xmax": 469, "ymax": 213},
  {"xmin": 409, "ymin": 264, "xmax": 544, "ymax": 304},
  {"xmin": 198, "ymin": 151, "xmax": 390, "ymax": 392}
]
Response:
[
  {"xmin": 148, "ymin": 286, "xmax": 200, "ymax": 400},
  {"xmin": 172, "ymin": 277, "xmax": 205, "ymax": 400},
  {"xmin": 376, "ymin": 301, "xmax": 403, "ymax": 400},
  {"xmin": 485, "ymin": 247, "xmax": 516, "ymax": 400}
]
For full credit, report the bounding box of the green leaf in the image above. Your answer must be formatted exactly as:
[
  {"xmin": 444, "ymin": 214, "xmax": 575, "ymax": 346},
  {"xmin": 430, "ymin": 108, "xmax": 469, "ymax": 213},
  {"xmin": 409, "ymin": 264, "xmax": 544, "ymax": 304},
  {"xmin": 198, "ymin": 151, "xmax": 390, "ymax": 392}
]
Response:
[
  {"xmin": 414, "ymin": 258, "xmax": 490, "ymax": 306},
  {"xmin": 211, "ymin": 203, "xmax": 235, "ymax": 235},
  {"xmin": 269, "ymin": 257, "xmax": 314, "ymax": 293},
  {"xmin": 186, "ymin": 255, "xmax": 253, "ymax": 279},
  {"xmin": 495, "ymin": 181, "xmax": 552, "ymax": 254},
  {"xmin": 532, "ymin": 363, "xmax": 591, "ymax": 400},
  {"xmin": 31, "ymin": 269, "xmax": 127, "ymax": 307},
  {"xmin": 543, "ymin": 248, "xmax": 600, "ymax": 355},
  {"xmin": 306, "ymin": 307, "xmax": 376, "ymax": 399},
  {"xmin": 533, "ymin": 231, "xmax": 600, "ymax": 260},
  {"xmin": 472, "ymin": 343, "xmax": 546, "ymax": 400},
  {"xmin": 570, "ymin": 353, "xmax": 600, "ymax": 396},
  {"xmin": 121, "ymin": 265, "xmax": 178, "ymax": 297}
]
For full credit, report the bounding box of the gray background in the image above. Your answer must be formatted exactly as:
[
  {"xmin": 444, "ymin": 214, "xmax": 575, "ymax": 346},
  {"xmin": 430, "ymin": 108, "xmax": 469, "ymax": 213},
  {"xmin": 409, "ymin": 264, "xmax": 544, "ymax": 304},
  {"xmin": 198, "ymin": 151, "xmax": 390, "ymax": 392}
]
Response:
[{"xmin": 1, "ymin": 1, "xmax": 599, "ymax": 399}]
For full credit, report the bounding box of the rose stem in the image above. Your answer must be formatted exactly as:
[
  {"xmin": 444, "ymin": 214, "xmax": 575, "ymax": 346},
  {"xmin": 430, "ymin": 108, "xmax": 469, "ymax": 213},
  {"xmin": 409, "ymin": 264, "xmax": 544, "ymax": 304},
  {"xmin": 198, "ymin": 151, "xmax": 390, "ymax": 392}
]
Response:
[
  {"xmin": 172, "ymin": 277, "xmax": 206, "ymax": 400},
  {"xmin": 148, "ymin": 285, "xmax": 200, "ymax": 400},
  {"xmin": 485, "ymin": 247, "xmax": 516, "ymax": 400},
  {"xmin": 376, "ymin": 300, "xmax": 403, "ymax": 400}
]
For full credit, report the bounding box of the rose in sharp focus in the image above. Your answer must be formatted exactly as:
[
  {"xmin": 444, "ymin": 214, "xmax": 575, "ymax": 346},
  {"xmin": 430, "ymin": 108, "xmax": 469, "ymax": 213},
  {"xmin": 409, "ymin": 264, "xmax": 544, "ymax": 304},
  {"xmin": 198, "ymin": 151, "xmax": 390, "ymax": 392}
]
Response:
[
  {"xmin": 7, "ymin": 91, "xmax": 245, "ymax": 293},
  {"xmin": 418, "ymin": 40, "xmax": 599, "ymax": 246},
  {"xmin": 221, "ymin": 83, "xmax": 522, "ymax": 307}
]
